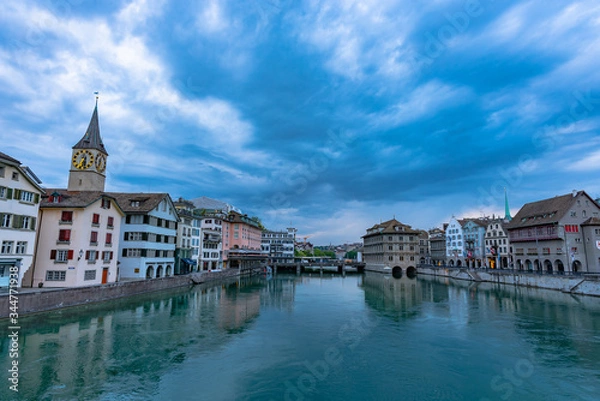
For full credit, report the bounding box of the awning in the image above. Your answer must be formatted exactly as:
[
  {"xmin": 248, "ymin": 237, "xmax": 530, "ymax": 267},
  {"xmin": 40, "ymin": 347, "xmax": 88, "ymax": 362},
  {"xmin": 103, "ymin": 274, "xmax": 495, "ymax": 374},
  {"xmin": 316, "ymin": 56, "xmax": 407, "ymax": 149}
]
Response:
[{"xmin": 181, "ymin": 258, "xmax": 197, "ymax": 266}]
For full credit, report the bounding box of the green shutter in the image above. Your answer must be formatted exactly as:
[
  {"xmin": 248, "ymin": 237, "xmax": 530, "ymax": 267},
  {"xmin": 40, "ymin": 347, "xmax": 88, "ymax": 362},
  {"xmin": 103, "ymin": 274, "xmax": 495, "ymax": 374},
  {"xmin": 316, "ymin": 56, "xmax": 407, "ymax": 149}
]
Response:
[
  {"xmin": 6, "ymin": 188, "xmax": 12, "ymax": 199},
  {"xmin": 12, "ymin": 215, "xmax": 22, "ymax": 229},
  {"xmin": 13, "ymin": 189, "xmax": 21, "ymax": 200},
  {"xmin": 34, "ymin": 193, "xmax": 40, "ymax": 203},
  {"xmin": 30, "ymin": 217, "xmax": 36, "ymax": 230}
]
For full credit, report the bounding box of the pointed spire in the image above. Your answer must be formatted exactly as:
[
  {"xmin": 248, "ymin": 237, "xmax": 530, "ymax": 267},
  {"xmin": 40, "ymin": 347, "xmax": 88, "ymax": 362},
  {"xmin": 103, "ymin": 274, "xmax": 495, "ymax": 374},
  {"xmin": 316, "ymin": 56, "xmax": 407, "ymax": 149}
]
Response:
[
  {"xmin": 73, "ymin": 93, "xmax": 108, "ymax": 155},
  {"xmin": 504, "ymin": 188, "xmax": 512, "ymax": 221}
]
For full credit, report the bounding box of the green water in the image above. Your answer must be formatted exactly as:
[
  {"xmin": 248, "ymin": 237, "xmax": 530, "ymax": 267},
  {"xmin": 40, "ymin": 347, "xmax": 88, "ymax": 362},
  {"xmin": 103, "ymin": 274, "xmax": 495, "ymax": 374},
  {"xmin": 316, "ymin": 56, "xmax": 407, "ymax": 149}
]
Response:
[{"xmin": 2, "ymin": 273, "xmax": 600, "ymax": 400}]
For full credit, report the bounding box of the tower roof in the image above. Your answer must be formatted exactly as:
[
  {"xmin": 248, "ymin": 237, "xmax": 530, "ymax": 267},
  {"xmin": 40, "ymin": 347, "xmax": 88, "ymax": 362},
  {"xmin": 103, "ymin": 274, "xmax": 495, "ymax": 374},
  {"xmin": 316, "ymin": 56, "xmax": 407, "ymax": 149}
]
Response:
[{"xmin": 73, "ymin": 102, "xmax": 108, "ymax": 154}]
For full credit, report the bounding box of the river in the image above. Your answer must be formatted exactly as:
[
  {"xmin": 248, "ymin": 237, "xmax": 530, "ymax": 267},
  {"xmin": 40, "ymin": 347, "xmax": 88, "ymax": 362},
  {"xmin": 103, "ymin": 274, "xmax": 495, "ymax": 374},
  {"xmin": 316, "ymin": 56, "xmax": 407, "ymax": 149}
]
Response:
[{"xmin": 2, "ymin": 272, "xmax": 600, "ymax": 400}]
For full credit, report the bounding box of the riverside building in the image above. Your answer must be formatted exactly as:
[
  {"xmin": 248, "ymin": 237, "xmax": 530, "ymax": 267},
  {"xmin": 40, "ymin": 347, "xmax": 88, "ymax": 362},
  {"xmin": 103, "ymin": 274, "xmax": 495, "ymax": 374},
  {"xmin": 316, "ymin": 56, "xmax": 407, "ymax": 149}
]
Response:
[{"xmin": 0, "ymin": 152, "xmax": 44, "ymax": 287}]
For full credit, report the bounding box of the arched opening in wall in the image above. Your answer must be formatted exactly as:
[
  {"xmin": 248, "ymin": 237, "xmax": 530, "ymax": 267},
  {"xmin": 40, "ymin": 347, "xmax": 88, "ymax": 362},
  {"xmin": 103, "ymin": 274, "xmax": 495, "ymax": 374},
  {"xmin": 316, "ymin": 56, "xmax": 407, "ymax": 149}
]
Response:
[
  {"xmin": 392, "ymin": 266, "xmax": 402, "ymax": 279},
  {"xmin": 555, "ymin": 260, "xmax": 565, "ymax": 274},
  {"xmin": 406, "ymin": 266, "xmax": 417, "ymax": 278},
  {"xmin": 502, "ymin": 257, "xmax": 508, "ymax": 269},
  {"xmin": 156, "ymin": 265, "xmax": 163, "ymax": 278},
  {"xmin": 166, "ymin": 265, "xmax": 172, "ymax": 276},
  {"xmin": 456, "ymin": 260, "xmax": 462, "ymax": 267},
  {"xmin": 534, "ymin": 259, "xmax": 541, "ymax": 272},
  {"xmin": 449, "ymin": 259, "xmax": 455, "ymax": 266},
  {"xmin": 572, "ymin": 260, "xmax": 582, "ymax": 273},
  {"xmin": 419, "ymin": 257, "xmax": 426, "ymax": 265},
  {"xmin": 525, "ymin": 259, "xmax": 533, "ymax": 271},
  {"xmin": 146, "ymin": 266, "xmax": 154, "ymax": 279},
  {"xmin": 476, "ymin": 259, "xmax": 482, "ymax": 268},
  {"xmin": 544, "ymin": 259, "xmax": 553, "ymax": 273}
]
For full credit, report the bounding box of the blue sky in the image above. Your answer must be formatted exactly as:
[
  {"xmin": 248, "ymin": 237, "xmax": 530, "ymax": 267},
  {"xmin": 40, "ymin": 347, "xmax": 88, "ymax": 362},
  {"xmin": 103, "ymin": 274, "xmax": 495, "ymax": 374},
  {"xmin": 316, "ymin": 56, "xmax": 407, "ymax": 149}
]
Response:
[{"xmin": 1, "ymin": 0, "xmax": 600, "ymax": 245}]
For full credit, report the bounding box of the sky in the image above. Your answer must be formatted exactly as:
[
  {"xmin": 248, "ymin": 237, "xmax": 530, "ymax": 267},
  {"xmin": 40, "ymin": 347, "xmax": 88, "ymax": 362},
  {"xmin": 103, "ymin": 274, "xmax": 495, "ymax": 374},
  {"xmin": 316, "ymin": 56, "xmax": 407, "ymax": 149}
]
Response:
[{"xmin": 1, "ymin": 0, "xmax": 600, "ymax": 245}]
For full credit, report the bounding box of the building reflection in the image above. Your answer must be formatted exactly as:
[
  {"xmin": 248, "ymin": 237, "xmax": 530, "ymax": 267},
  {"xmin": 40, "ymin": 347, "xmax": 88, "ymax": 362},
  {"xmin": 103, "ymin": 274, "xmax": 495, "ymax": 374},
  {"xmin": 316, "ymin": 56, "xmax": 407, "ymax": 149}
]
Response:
[
  {"xmin": 360, "ymin": 271, "xmax": 423, "ymax": 319},
  {"xmin": 0, "ymin": 277, "xmax": 271, "ymax": 400}
]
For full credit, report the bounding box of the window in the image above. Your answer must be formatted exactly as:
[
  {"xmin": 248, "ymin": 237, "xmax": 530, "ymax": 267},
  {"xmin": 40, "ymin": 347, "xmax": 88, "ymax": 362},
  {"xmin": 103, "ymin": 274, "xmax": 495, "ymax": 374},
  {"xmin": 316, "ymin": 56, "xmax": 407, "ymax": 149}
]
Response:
[
  {"xmin": 61, "ymin": 211, "xmax": 73, "ymax": 223},
  {"xmin": 388, "ymin": 245, "xmax": 393, "ymax": 250},
  {"xmin": 21, "ymin": 216, "xmax": 31, "ymax": 229},
  {"xmin": 101, "ymin": 198, "xmax": 111, "ymax": 209},
  {"xmin": 86, "ymin": 250, "xmax": 97, "ymax": 263},
  {"xmin": 0, "ymin": 186, "xmax": 6, "ymax": 199},
  {"xmin": 1, "ymin": 241, "xmax": 14, "ymax": 254},
  {"xmin": 52, "ymin": 249, "xmax": 71, "ymax": 263},
  {"xmin": 12, "ymin": 172, "xmax": 18, "ymax": 181},
  {"xmin": 595, "ymin": 229, "xmax": 600, "ymax": 236},
  {"xmin": 84, "ymin": 270, "xmax": 96, "ymax": 280},
  {"xmin": 15, "ymin": 241, "xmax": 26, "ymax": 254},
  {"xmin": 107, "ymin": 216, "xmax": 114, "ymax": 228},
  {"xmin": 389, "ymin": 256, "xmax": 393, "ymax": 261},
  {"xmin": 20, "ymin": 191, "xmax": 34, "ymax": 203},
  {"xmin": 570, "ymin": 211, "xmax": 577, "ymax": 217},
  {"xmin": 58, "ymin": 229, "xmax": 71, "ymax": 243},
  {"xmin": 46, "ymin": 270, "xmax": 66, "ymax": 281},
  {"xmin": 105, "ymin": 233, "xmax": 112, "ymax": 246},
  {"xmin": 90, "ymin": 231, "xmax": 98, "ymax": 244},
  {"xmin": 130, "ymin": 215, "xmax": 143, "ymax": 224},
  {"xmin": 125, "ymin": 249, "xmax": 142, "ymax": 257},
  {"xmin": 102, "ymin": 251, "xmax": 113, "ymax": 262},
  {"xmin": 0, "ymin": 166, "xmax": 4, "ymax": 177},
  {"xmin": 1, "ymin": 214, "xmax": 11, "ymax": 228},
  {"xmin": 92, "ymin": 213, "xmax": 100, "ymax": 226}
]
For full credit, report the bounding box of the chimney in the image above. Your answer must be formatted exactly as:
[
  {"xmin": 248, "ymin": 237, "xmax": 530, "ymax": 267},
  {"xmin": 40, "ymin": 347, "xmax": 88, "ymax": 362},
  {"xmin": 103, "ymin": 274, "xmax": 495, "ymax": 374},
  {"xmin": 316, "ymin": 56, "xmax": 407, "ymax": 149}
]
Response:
[{"xmin": 572, "ymin": 190, "xmax": 577, "ymax": 197}]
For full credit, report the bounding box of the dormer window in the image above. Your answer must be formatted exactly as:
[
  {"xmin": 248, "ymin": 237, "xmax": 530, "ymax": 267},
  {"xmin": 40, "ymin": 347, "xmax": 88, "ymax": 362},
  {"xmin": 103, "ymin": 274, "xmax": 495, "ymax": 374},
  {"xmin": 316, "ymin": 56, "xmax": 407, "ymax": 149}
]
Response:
[{"xmin": 131, "ymin": 201, "xmax": 140, "ymax": 207}]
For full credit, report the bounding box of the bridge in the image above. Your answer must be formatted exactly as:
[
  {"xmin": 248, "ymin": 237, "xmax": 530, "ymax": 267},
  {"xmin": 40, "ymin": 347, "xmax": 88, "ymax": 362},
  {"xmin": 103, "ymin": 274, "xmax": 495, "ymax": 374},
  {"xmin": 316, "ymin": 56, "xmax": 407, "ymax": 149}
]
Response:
[{"xmin": 266, "ymin": 260, "xmax": 366, "ymax": 275}]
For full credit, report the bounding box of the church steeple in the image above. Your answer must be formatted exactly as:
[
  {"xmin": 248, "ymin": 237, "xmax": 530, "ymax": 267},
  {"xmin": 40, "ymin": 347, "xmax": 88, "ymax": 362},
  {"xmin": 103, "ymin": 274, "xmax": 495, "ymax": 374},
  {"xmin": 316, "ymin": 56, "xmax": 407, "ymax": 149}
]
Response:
[
  {"xmin": 504, "ymin": 188, "xmax": 512, "ymax": 221},
  {"xmin": 72, "ymin": 96, "xmax": 107, "ymax": 154},
  {"xmin": 68, "ymin": 94, "xmax": 108, "ymax": 192}
]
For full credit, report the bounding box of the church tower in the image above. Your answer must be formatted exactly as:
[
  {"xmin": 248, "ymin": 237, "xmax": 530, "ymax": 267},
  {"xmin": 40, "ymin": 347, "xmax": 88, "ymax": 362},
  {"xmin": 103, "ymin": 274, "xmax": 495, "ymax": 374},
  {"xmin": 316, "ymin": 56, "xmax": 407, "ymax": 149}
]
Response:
[{"xmin": 67, "ymin": 96, "xmax": 108, "ymax": 192}]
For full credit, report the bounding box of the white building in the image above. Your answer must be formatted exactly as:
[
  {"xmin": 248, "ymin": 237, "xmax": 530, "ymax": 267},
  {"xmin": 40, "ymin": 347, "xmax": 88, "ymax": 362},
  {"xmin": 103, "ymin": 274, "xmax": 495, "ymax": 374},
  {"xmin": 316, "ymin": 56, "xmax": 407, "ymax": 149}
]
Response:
[
  {"xmin": 174, "ymin": 198, "xmax": 201, "ymax": 274},
  {"xmin": 262, "ymin": 228, "xmax": 296, "ymax": 263},
  {"xmin": 0, "ymin": 151, "xmax": 44, "ymax": 287},
  {"xmin": 198, "ymin": 209, "xmax": 224, "ymax": 271},
  {"xmin": 109, "ymin": 193, "xmax": 179, "ymax": 280},
  {"xmin": 484, "ymin": 218, "xmax": 511, "ymax": 269}
]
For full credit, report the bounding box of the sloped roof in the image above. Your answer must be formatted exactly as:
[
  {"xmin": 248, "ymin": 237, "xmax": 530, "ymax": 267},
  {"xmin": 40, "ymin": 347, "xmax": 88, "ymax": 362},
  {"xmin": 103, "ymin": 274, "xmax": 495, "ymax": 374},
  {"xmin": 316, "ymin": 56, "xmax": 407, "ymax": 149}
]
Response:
[
  {"xmin": 105, "ymin": 192, "xmax": 172, "ymax": 214},
  {"xmin": 505, "ymin": 191, "xmax": 593, "ymax": 230},
  {"xmin": 190, "ymin": 196, "xmax": 241, "ymax": 213},
  {"xmin": 581, "ymin": 217, "xmax": 600, "ymax": 226},
  {"xmin": 72, "ymin": 104, "xmax": 108, "ymax": 154},
  {"xmin": 40, "ymin": 189, "xmax": 120, "ymax": 212},
  {"xmin": 0, "ymin": 151, "xmax": 20, "ymax": 165},
  {"xmin": 362, "ymin": 218, "xmax": 422, "ymax": 238}
]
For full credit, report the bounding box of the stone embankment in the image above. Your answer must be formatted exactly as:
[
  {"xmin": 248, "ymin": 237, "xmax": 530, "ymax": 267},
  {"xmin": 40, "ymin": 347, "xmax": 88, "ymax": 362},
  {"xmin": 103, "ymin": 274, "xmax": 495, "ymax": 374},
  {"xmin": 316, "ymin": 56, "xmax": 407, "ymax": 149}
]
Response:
[
  {"xmin": 0, "ymin": 267, "xmax": 262, "ymax": 318},
  {"xmin": 418, "ymin": 266, "xmax": 600, "ymax": 297}
]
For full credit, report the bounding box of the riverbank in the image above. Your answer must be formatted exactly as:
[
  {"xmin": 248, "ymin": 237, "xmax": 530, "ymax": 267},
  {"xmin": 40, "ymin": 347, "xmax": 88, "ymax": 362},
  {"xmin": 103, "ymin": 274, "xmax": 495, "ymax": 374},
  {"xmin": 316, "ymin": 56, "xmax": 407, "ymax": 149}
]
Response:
[
  {"xmin": 418, "ymin": 265, "xmax": 600, "ymax": 297},
  {"xmin": 0, "ymin": 267, "xmax": 262, "ymax": 318}
]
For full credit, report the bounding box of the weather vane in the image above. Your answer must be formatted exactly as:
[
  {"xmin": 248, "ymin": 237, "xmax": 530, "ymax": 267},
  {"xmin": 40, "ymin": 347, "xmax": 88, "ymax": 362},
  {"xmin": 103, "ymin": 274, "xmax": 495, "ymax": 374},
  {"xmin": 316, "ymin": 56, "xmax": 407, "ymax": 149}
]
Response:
[{"xmin": 94, "ymin": 91, "xmax": 99, "ymax": 106}]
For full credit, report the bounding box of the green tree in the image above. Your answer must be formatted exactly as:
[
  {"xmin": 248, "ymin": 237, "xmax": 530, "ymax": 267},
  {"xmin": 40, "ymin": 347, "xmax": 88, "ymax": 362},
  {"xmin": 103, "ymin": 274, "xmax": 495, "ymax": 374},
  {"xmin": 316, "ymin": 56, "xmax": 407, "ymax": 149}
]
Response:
[{"xmin": 344, "ymin": 250, "xmax": 358, "ymax": 260}]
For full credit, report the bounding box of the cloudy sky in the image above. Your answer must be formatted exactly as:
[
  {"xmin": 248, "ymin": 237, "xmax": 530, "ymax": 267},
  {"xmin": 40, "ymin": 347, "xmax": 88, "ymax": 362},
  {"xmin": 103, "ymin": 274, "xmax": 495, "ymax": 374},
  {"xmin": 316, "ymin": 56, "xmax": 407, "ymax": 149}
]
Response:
[{"xmin": 1, "ymin": 0, "xmax": 600, "ymax": 245}]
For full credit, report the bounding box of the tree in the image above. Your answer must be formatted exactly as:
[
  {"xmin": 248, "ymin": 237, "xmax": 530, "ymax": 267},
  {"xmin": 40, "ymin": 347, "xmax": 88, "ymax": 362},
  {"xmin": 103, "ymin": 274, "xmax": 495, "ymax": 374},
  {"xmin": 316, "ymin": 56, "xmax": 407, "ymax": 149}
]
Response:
[
  {"xmin": 250, "ymin": 216, "xmax": 265, "ymax": 230},
  {"xmin": 344, "ymin": 250, "xmax": 358, "ymax": 260}
]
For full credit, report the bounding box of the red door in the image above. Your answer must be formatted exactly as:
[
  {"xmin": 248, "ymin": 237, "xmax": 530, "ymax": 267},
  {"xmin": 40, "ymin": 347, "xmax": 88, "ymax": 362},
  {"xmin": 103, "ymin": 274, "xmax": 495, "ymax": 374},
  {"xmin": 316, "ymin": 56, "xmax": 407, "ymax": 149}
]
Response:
[{"xmin": 101, "ymin": 268, "xmax": 109, "ymax": 284}]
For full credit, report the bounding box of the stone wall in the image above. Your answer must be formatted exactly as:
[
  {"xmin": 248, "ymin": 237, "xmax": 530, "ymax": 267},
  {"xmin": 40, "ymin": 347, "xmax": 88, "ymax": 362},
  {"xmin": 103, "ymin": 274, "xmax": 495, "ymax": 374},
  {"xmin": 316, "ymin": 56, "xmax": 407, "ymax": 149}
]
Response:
[
  {"xmin": 0, "ymin": 268, "xmax": 254, "ymax": 318},
  {"xmin": 418, "ymin": 266, "xmax": 600, "ymax": 297}
]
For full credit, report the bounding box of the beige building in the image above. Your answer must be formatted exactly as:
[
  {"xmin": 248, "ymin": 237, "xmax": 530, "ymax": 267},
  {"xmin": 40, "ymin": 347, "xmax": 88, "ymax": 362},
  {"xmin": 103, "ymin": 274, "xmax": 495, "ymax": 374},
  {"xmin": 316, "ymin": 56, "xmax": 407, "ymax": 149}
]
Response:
[
  {"xmin": 505, "ymin": 190, "xmax": 600, "ymax": 273},
  {"xmin": 362, "ymin": 218, "xmax": 427, "ymax": 274},
  {"xmin": 30, "ymin": 191, "xmax": 124, "ymax": 287}
]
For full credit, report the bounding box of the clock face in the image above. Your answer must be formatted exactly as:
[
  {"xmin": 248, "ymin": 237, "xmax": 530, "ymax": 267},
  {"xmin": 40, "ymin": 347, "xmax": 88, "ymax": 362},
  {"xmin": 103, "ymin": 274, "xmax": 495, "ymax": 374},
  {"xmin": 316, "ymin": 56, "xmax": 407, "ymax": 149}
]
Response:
[
  {"xmin": 95, "ymin": 153, "xmax": 106, "ymax": 173},
  {"xmin": 72, "ymin": 150, "xmax": 94, "ymax": 170}
]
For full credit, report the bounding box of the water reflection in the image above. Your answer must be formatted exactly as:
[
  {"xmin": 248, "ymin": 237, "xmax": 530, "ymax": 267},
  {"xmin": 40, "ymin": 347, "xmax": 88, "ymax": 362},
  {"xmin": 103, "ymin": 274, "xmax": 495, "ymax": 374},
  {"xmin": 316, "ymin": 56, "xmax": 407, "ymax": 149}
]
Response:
[{"xmin": 0, "ymin": 276, "xmax": 280, "ymax": 401}]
